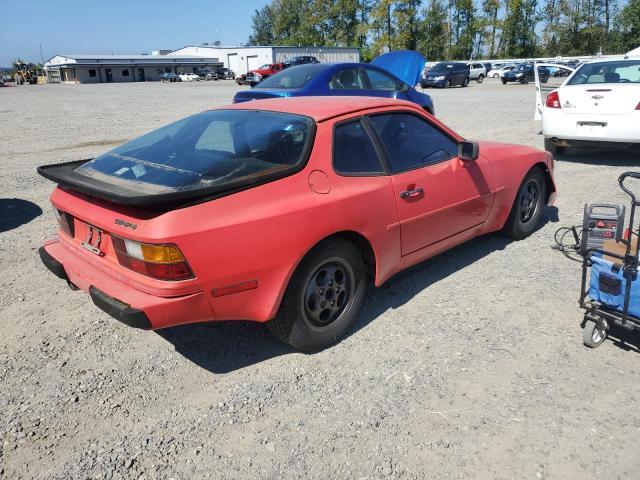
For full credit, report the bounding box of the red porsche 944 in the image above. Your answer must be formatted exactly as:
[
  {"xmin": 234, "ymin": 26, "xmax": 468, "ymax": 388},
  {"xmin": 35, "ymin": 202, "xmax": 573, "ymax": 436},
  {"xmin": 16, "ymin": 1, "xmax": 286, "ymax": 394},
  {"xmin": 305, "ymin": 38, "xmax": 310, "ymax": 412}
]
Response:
[{"xmin": 39, "ymin": 97, "xmax": 555, "ymax": 351}]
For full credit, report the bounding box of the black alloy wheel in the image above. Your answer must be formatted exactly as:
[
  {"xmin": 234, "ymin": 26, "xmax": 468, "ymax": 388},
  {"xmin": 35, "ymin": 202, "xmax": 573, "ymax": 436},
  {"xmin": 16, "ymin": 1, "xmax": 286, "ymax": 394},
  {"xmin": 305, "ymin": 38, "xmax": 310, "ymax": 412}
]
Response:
[
  {"xmin": 302, "ymin": 259, "xmax": 354, "ymax": 329},
  {"xmin": 503, "ymin": 169, "xmax": 547, "ymax": 240},
  {"xmin": 268, "ymin": 238, "xmax": 366, "ymax": 352}
]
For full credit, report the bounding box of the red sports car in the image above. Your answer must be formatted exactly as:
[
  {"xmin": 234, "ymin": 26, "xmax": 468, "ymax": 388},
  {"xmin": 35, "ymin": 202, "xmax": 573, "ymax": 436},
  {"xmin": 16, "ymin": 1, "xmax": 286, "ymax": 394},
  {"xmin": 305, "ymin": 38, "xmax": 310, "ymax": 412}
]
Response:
[{"xmin": 38, "ymin": 97, "xmax": 556, "ymax": 351}]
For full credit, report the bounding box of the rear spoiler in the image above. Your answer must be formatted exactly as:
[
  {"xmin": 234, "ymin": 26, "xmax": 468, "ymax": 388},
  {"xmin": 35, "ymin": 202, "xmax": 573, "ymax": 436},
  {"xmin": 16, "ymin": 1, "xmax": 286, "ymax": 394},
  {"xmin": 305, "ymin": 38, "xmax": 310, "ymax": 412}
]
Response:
[{"xmin": 37, "ymin": 159, "xmax": 300, "ymax": 211}]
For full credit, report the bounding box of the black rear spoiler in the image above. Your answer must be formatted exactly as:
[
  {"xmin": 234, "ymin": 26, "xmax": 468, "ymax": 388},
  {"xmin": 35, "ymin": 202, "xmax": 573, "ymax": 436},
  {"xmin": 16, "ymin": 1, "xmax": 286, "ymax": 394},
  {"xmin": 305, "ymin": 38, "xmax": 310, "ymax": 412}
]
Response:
[{"xmin": 37, "ymin": 159, "xmax": 302, "ymax": 211}]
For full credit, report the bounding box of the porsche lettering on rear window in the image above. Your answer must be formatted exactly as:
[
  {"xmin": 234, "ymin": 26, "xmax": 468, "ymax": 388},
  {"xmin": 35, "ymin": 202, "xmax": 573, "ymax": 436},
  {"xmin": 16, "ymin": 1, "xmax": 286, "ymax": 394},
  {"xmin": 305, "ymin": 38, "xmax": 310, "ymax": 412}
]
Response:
[{"xmin": 75, "ymin": 110, "xmax": 314, "ymax": 194}]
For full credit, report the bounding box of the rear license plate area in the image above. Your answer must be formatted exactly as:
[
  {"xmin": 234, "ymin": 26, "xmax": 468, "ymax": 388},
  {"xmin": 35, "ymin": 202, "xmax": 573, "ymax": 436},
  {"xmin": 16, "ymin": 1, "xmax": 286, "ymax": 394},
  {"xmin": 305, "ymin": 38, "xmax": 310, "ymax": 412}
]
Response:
[{"xmin": 81, "ymin": 223, "xmax": 105, "ymax": 256}]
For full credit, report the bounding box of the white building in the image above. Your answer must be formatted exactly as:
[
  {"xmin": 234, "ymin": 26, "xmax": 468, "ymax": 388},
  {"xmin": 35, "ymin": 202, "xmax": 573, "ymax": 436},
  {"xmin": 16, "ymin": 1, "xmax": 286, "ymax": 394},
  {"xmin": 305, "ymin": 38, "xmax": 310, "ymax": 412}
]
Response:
[
  {"xmin": 169, "ymin": 46, "xmax": 360, "ymax": 75},
  {"xmin": 44, "ymin": 54, "xmax": 223, "ymax": 84}
]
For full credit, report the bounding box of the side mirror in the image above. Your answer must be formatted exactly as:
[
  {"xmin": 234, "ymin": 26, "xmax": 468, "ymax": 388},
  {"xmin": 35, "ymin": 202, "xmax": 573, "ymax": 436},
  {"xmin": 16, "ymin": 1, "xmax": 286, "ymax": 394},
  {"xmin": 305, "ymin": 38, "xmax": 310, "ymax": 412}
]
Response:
[{"xmin": 458, "ymin": 141, "xmax": 479, "ymax": 161}]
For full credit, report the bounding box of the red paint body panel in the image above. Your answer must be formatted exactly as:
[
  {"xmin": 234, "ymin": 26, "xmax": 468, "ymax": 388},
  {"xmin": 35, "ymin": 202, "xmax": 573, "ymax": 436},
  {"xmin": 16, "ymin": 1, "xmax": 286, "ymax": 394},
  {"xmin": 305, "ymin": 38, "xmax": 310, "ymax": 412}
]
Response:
[{"xmin": 41, "ymin": 97, "xmax": 556, "ymax": 329}]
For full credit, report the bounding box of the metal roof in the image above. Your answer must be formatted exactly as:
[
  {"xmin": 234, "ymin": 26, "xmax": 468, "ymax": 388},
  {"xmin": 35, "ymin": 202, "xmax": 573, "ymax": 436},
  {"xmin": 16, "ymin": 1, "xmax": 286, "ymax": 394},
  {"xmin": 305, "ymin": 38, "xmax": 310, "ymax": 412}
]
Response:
[{"xmin": 44, "ymin": 54, "xmax": 222, "ymax": 67}]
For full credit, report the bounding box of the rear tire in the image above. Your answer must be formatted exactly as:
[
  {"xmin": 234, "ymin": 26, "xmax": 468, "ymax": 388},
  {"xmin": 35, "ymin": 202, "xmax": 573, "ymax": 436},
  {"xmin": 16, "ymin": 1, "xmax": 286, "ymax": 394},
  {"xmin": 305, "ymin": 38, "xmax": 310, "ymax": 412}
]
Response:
[
  {"xmin": 268, "ymin": 239, "xmax": 366, "ymax": 352},
  {"xmin": 503, "ymin": 168, "xmax": 547, "ymax": 240},
  {"xmin": 582, "ymin": 319, "xmax": 607, "ymax": 348}
]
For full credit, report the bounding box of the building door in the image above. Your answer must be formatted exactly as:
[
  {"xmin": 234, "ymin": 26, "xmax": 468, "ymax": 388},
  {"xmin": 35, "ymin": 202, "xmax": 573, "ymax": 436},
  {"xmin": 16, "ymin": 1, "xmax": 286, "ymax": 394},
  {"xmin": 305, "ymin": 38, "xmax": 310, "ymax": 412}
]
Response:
[
  {"xmin": 138, "ymin": 68, "xmax": 145, "ymax": 81},
  {"xmin": 105, "ymin": 68, "xmax": 113, "ymax": 83},
  {"xmin": 246, "ymin": 55, "xmax": 259, "ymax": 72},
  {"xmin": 228, "ymin": 53, "xmax": 238, "ymax": 73}
]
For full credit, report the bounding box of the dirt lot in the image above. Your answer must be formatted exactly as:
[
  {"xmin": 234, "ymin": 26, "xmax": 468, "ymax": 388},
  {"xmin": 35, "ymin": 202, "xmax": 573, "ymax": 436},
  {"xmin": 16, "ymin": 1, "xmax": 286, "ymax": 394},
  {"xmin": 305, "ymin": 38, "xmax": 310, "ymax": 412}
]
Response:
[{"xmin": 1, "ymin": 79, "xmax": 639, "ymax": 480}]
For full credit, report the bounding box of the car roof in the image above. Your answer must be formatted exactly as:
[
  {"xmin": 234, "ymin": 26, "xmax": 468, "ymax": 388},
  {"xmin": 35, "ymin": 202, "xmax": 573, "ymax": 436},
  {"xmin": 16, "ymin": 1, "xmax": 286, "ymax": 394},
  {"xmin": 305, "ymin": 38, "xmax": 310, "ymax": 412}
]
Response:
[{"xmin": 221, "ymin": 96, "xmax": 420, "ymax": 122}]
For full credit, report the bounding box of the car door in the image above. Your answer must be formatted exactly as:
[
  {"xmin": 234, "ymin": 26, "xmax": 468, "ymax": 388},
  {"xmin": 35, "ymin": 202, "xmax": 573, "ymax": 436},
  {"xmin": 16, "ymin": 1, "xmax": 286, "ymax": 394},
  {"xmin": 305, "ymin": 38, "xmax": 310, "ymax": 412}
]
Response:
[
  {"xmin": 454, "ymin": 65, "xmax": 465, "ymax": 84},
  {"xmin": 367, "ymin": 111, "xmax": 495, "ymax": 255}
]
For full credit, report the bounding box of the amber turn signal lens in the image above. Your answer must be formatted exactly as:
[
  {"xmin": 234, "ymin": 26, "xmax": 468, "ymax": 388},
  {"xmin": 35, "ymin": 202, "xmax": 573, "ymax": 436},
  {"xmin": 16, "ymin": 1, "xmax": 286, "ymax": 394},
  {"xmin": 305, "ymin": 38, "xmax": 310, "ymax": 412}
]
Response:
[{"xmin": 140, "ymin": 244, "xmax": 185, "ymax": 263}]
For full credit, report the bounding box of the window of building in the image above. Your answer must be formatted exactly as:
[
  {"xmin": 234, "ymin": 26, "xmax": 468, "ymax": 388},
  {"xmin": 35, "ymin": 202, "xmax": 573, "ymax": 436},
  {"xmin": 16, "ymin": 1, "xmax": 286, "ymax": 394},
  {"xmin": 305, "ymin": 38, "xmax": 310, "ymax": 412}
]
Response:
[
  {"xmin": 157, "ymin": 68, "xmax": 164, "ymax": 74},
  {"xmin": 122, "ymin": 69, "xmax": 130, "ymax": 77},
  {"xmin": 88, "ymin": 69, "xmax": 97, "ymax": 78},
  {"xmin": 368, "ymin": 113, "xmax": 458, "ymax": 173},
  {"xmin": 333, "ymin": 120, "xmax": 383, "ymax": 175}
]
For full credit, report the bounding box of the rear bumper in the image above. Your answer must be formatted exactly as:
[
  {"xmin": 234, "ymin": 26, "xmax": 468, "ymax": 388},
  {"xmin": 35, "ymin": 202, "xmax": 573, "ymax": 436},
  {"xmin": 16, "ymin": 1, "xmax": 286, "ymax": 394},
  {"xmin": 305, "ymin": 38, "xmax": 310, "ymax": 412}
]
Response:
[
  {"xmin": 39, "ymin": 240, "xmax": 214, "ymax": 330},
  {"xmin": 542, "ymin": 110, "xmax": 640, "ymax": 143}
]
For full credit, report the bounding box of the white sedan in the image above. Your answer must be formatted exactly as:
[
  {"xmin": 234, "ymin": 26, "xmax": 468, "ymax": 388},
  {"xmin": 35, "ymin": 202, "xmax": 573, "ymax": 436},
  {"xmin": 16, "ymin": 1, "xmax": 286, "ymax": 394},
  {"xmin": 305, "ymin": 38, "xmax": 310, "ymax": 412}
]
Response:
[
  {"xmin": 488, "ymin": 65, "xmax": 515, "ymax": 78},
  {"xmin": 178, "ymin": 73, "xmax": 200, "ymax": 82},
  {"xmin": 542, "ymin": 58, "xmax": 640, "ymax": 155}
]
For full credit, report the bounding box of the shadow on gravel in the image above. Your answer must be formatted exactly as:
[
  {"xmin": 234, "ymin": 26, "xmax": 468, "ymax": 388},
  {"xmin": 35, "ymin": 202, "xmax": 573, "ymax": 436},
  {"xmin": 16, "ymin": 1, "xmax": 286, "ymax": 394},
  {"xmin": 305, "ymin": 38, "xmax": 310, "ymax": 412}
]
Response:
[
  {"xmin": 349, "ymin": 206, "xmax": 558, "ymax": 341},
  {"xmin": 156, "ymin": 321, "xmax": 292, "ymax": 374},
  {"xmin": 557, "ymin": 148, "xmax": 640, "ymax": 167},
  {"xmin": 0, "ymin": 198, "xmax": 43, "ymax": 233},
  {"xmin": 158, "ymin": 207, "xmax": 557, "ymax": 373},
  {"xmin": 605, "ymin": 325, "xmax": 640, "ymax": 353}
]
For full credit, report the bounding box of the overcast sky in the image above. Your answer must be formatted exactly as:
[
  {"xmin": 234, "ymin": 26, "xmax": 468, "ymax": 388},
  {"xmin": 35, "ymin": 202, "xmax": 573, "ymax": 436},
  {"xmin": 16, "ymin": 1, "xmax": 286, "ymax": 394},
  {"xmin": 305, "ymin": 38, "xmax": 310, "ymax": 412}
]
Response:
[{"xmin": 0, "ymin": 0, "xmax": 271, "ymax": 65}]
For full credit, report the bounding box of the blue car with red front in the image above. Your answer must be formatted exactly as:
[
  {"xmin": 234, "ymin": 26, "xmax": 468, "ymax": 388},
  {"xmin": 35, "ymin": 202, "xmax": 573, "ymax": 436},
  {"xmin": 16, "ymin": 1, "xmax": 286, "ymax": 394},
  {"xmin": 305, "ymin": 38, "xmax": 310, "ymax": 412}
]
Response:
[{"xmin": 232, "ymin": 50, "xmax": 435, "ymax": 115}]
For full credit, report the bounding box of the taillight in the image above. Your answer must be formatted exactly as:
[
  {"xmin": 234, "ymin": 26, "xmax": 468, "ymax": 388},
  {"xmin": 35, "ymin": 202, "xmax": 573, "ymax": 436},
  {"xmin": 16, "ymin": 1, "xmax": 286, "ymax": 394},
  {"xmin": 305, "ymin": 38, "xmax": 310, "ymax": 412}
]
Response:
[
  {"xmin": 111, "ymin": 236, "xmax": 194, "ymax": 281},
  {"xmin": 546, "ymin": 90, "xmax": 561, "ymax": 109},
  {"xmin": 53, "ymin": 208, "xmax": 75, "ymax": 237}
]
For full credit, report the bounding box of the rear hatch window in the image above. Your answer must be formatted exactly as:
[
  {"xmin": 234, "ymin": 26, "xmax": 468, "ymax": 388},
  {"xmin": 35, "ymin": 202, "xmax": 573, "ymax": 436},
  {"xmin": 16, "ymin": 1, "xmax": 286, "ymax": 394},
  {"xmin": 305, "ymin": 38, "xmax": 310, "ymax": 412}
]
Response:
[{"xmin": 39, "ymin": 110, "xmax": 315, "ymax": 208}]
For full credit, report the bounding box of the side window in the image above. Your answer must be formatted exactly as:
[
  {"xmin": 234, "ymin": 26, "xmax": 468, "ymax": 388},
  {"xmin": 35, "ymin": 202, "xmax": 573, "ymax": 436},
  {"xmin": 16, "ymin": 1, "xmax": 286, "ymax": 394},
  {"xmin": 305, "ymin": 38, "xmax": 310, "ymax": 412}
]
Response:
[
  {"xmin": 329, "ymin": 68, "xmax": 365, "ymax": 90},
  {"xmin": 333, "ymin": 120, "xmax": 384, "ymax": 175},
  {"xmin": 364, "ymin": 68, "xmax": 399, "ymax": 90},
  {"xmin": 369, "ymin": 113, "xmax": 458, "ymax": 173}
]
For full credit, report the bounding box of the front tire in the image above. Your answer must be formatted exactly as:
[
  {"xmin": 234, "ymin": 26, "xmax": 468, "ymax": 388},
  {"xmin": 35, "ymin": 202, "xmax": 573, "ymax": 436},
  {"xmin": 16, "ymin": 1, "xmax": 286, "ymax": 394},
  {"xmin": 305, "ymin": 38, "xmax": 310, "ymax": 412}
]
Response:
[
  {"xmin": 444, "ymin": 80, "xmax": 451, "ymax": 89},
  {"xmin": 462, "ymin": 77, "xmax": 469, "ymax": 87},
  {"xmin": 503, "ymin": 169, "xmax": 547, "ymax": 240},
  {"xmin": 477, "ymin": 74, "xmax": 484, "ymax": 83},
  {"xmin": 502, "ymin": 79, "xmax": 507, "ymax": 85},
  {"xmin": 268, "ymin": 239, "xmax": 366, "ymax": 352}
]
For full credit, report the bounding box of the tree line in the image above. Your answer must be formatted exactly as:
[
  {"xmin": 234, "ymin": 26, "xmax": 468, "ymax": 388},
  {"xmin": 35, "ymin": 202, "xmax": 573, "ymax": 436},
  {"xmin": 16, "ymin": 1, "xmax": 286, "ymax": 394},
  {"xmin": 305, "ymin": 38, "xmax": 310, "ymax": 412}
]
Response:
[{"xmin": 248, "ymin": 0, "xmax": 640, "ymax": 61}]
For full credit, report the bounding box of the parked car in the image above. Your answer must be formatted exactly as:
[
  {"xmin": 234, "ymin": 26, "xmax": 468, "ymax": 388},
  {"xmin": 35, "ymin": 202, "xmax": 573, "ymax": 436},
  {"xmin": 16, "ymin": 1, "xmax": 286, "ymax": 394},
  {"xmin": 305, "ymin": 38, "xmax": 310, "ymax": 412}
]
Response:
[
  {"xmin": 487, "ymin": 65, "xmax": 515, "ymax": 78},
  {"xmin": 38, "ymin": 96, "xmax": 555, "ymax": 351},
  {"xmin": 542, "ymin": 58, "xmax": 640, "ymax": 155},
  {"xmin": 420, "ymin": 62, "xmax": 470, "ymax": 88},
  {"xmin": 468, "ymin": 62, "xmax": 487, "ymax": 83},
  {"xmin": 234, "ymin": 51, "xmax": 434, "ymax": 115},
  {"xmin": 160, "ymin": 72, "xmax": 181, "ymax": 83},
  {"xmin": 235, "ymin": 73, "xmax": 247, "ymax": 85},
  {"xmin": 502, "ymin": 64, "xmax": 549, "ymax": 84},
  {"xmin": 245, "ymin": 63, "xmax": 286, "ymax": 86},
  {"xmin": 283, "ymin": 56, "xmax": 320, "ymax": 68},
  {"xmin": 215, "ymin": 67, "xmax": 235, "ymax": 80},
  {"xmin": 178, "ymin": 73, "xmax": 200, "ymax": 82},
  {"xmin": 196, "ymin": 68, "xmax": 217, "ymax": 81}
]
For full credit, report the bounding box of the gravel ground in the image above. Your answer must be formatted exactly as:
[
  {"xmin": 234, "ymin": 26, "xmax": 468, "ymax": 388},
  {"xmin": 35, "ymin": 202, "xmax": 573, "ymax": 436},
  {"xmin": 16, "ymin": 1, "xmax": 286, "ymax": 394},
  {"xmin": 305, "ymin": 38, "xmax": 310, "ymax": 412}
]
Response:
[{"xmin": 1, "ymin": 79, "xmax": 639, "ymax": 480}]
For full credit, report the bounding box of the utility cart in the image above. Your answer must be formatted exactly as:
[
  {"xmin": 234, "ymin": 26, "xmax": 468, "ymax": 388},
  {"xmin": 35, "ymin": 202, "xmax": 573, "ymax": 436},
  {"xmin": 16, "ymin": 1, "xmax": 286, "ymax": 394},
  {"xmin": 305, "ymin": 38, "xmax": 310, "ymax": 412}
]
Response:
[{"xmin": 579, "ymin": 172, "xmax": 640, "ymax": 348}]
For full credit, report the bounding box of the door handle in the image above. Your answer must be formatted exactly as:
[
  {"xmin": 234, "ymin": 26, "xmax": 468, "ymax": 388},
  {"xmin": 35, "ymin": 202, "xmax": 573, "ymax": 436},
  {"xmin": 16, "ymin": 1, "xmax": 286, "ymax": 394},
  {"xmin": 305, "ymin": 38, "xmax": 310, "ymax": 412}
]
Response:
[{"xmin": 400, "ymin": 187, "xmax": 424, "ymax": 199}]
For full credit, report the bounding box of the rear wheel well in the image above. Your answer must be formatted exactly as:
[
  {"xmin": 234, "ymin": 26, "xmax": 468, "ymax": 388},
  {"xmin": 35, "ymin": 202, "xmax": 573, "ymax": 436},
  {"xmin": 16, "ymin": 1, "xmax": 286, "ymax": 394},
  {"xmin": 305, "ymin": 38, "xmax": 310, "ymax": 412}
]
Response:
[
  {"xmin": 317, "ymin": 231, "xmax": 376, "ymax": 281},
  {"xmin": 423, "ymin": 106, "xmax": 434, "ymax": 115}
]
